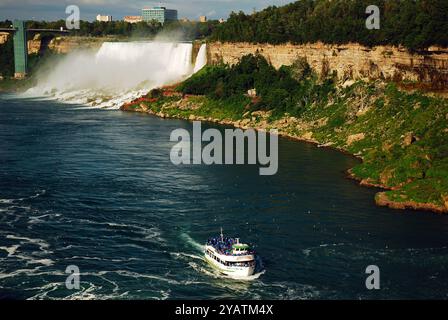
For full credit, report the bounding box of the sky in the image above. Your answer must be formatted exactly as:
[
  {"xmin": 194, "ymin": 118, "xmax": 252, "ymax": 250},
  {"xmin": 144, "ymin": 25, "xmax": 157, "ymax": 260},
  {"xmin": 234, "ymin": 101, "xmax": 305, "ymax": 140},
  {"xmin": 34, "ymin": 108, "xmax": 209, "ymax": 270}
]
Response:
[{"xmin": 0, "ymin": 0, "xmax": 296, "ymax": 21}]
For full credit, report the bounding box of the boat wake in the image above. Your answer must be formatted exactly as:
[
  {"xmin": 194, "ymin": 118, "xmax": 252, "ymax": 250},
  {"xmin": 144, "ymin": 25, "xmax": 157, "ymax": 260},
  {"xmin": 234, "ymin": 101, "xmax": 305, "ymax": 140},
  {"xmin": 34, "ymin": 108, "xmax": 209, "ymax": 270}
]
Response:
[{"xmin": 179, "ymin": 232, "xmax": 205, "ymax": 253}]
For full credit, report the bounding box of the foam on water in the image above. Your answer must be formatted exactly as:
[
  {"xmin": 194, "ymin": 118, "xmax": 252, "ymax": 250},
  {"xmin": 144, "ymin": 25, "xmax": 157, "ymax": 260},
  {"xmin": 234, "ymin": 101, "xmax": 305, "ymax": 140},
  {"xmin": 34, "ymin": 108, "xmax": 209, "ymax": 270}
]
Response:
[
  {"xmin": 80, "ymin": 219, "xmax": 167, "ymax": 244},
  {"xmin": 0, "ymin": 190, "xmax": 46, "ymax": 204},
  {"xmin": 180, "ymin": 233, "xmax": 205, "ymax": 253},
  {"xmin": 6, "ymin": 235, "xmax": 51, "ymax": 251},
  {"xmin": 25, "ymin": 42, "xmax": 207, "ymax": 109},
  {"xmin": 171, "ymin": 252, "xmax": 204, "ymax": 261},
  {"xmin": 0, "ymin": 245, "xmax": 20, "ymax": 256},
  {"xmin": 0, "ymin": 199, "xmax": 15, "ymax": 204},
  {"xmin": 2, "ymin": 235, "xmax": 54, "ymax": 267}
]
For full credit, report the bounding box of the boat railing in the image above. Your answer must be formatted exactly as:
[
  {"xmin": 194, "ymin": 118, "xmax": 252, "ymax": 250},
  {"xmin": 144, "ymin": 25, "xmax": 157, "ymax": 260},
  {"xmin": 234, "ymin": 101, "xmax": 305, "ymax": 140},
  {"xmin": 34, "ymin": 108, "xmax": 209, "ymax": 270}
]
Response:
[{"xmin": 206, "ymin": 238, "xmax": 255, "ymax": 256}]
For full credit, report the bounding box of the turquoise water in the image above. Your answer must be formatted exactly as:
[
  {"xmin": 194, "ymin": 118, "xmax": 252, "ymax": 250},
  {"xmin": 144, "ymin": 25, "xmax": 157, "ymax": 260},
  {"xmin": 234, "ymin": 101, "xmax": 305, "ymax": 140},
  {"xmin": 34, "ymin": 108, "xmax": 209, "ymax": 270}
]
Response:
[{"xmin": 1, "ymin": 95, "xmax": 448, "ymax": 300}]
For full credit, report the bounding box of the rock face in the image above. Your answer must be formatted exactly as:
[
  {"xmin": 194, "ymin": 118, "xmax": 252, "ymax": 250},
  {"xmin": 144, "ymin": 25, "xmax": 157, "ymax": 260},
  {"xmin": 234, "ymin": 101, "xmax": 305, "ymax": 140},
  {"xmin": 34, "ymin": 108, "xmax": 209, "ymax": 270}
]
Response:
[
  {"xmin": 25, "ymin": 36, "xmax": 109, "ymax": 55},
  {"xmin": 347, "ymin": 133, "xmax": 365, "ymax": 145},
  {"xmin": 443, "ymin": 195, "xmax": 448, "ymax": 210},
  {"xmin": 403, "ymin": 132, "xmax": 418, "ymax": 147},
  {"xmin": 28, "ymin": 36, "xmax": 41, "ymax": 55},
  {"xmin": 376, "ymin": 192, "xmax": 448, "ymax": 214},
  {"xmin": 208, "ymin": 42, "xmax": 448, "ymax": 89},
  {"xmin": 47, "ymin": 36, "xmax": 105, "ymax": 54},
  {"xmin": 14, "ymin": 37, "xmax": 448, "ymax": 89},
  {"xmin": 0, "ymin": 32, "xmax": 9, "ymax": 45},
  {"xmin": 3, "ymin": 34, "xmax": 102, "ymax": 55}
]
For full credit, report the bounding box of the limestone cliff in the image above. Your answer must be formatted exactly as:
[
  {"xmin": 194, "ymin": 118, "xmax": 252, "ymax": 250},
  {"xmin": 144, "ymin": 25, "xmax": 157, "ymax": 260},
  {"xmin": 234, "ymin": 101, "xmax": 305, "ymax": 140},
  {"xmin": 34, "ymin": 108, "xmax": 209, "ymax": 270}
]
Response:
[
  {"xmin": 208, "ymin": 42, "xmax": 448, "ymax": 89},
  {"xmin": 0, "ymin": 32, "xmax": 9, "ymax": 45},
  {"xmin": 27, "ymin": 36, "xmax": 112, "ymax": 55},
  {"xmin": 47, "ymin": 36, "xmax": 106, "ymax": 54},
  {"xmin": 16, "ymin": 37, "xmax": 448, "ymax": 90}
]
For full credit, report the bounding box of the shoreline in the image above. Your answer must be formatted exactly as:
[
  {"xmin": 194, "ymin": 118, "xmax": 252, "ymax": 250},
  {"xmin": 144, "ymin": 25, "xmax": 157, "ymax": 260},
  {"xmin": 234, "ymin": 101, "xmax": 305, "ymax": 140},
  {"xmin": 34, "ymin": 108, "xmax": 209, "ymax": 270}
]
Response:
[
  {"xmin": 0, "ymin": 79, "xmax": 33, "ymax": 93},
  {"xmin": 2, "ymin": 85, "xmax": 446, "ymax": 215},
  {"xmin": 120, "ymin": 98, "xmax": 448, "ymax": 215}
]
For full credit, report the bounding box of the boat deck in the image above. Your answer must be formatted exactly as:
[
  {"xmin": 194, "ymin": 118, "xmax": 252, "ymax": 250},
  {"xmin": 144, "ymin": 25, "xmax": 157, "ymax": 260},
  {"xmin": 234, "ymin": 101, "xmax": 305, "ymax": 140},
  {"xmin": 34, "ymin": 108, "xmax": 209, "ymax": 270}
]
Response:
[{"xmin": 206, "ymin": 237, "xmax": 254, "ymax": 256}]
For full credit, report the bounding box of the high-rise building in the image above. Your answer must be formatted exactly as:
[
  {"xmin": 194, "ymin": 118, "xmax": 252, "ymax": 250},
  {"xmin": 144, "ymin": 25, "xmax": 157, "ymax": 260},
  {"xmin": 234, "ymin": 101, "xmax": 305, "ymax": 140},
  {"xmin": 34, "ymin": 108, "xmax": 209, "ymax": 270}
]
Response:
[
  {"xmin": 142, "ymin": 7, "xmax": 178, "ymax": 24},
  {"xmin": 96, "ymin": 14, "xmax": 112, "ymax": 22},
  {"xmin": 199, "ymin": 16, "xmax": 207, "ymax": 23}
]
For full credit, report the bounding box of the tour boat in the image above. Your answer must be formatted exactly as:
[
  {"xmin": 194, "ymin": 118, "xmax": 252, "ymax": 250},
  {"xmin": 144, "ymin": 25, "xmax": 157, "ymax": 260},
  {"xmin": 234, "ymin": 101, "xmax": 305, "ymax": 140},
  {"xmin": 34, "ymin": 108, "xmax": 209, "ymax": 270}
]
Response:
[{"xmin": 204, "ymin": 229, "xmax": 256, "ymax": 277}]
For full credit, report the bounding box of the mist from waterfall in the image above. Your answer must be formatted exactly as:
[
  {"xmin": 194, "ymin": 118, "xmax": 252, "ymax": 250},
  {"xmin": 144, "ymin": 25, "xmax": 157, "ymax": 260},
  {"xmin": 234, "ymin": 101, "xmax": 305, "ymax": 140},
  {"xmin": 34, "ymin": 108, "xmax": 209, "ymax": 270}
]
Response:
[
  {"xmin": 25, "ymin": 42, "xmax": 207, "ymax": 109},
  {"xmin": 193, "ymin": 44, "xmax": 207, "ymax": 73}
]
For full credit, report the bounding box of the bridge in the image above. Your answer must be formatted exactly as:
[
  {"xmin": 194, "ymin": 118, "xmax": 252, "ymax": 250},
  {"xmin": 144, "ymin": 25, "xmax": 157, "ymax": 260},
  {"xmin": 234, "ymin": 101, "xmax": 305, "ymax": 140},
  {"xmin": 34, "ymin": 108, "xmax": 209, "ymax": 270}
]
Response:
[{"xmin": 0, "ymin": 20, "xmax": 69, "ymax": 79}]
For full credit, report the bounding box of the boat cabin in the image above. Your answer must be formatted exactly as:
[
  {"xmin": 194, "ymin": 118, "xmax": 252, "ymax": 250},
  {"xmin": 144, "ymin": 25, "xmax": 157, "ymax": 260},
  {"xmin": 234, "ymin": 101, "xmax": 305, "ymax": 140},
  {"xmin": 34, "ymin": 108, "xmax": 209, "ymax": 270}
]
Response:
[{"xmin": 232, "ymin": 239, "xmax": 250, "ymax": 255}]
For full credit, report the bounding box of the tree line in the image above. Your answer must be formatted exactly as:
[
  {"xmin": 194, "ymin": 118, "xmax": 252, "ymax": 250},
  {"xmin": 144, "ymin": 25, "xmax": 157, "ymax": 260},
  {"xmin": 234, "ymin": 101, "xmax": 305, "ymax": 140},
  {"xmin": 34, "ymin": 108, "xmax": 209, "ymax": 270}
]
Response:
[
  {"xmin": 210, "ymin": 0, "xmax": 448, "ymax": 50},
  {"xmin": 179, "ymin": 54, "xmax": 335, "ymax": 117},
  {"xmin": 0, "ymin": 19, "xmax": 219, "ymax": 40}
]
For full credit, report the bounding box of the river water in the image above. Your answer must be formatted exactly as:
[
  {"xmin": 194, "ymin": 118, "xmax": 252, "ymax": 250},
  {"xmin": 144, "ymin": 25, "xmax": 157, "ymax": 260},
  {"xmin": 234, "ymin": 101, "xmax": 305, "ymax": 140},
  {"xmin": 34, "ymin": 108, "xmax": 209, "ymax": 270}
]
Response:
[{"xmin": 1, "ymin": 94, "xmax": 448, "ymax": 300}]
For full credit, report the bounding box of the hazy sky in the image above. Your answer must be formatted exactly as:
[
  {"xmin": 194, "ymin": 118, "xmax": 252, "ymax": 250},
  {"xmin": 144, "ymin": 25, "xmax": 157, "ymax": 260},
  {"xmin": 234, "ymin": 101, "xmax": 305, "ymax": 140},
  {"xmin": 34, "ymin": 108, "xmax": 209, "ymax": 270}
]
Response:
[{"xmin": 0, "ymin": 0, "xmax": 296, "ymax": 21}]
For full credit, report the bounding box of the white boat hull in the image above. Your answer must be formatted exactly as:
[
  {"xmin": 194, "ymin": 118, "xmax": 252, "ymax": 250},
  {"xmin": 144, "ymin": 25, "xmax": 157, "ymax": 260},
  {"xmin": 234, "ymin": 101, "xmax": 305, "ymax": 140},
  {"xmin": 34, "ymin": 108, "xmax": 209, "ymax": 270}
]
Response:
[{"xmin": 205, "ymin": 253, "xmax": 255, "ymax": 277}]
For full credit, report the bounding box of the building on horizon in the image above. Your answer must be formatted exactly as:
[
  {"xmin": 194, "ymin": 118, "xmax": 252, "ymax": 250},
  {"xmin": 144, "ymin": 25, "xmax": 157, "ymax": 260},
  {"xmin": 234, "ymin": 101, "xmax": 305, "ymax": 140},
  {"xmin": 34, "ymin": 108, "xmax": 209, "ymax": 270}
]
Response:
[
  {"xmin": 96, "ymin": 14, "xmax": 112, "ymax": 22},
  {"xmin": 199, "ymin": 16, "xmax": 207, "ymax": 23},
  {"xmin": 124, "ymin": 16, "xmax": 143, "ymax": 24},
  {"xmin": 142, "ymin": 7, "xmax": 178, "ymax": 24}
]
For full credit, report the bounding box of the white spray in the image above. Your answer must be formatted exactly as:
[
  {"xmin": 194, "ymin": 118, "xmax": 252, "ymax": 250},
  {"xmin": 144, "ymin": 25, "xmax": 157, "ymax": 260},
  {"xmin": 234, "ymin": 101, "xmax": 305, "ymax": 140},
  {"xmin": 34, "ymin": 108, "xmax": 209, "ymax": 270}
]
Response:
[{"xmin": 26, "ymin": 42, "xmax": 208, "ymax": 109}]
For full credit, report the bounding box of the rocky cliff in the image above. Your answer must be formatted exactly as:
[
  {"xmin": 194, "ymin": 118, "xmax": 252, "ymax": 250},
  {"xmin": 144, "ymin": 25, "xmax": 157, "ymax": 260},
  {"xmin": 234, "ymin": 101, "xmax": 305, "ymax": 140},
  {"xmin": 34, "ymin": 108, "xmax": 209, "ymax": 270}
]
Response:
[
  {"xmin": 208, "ymin": 42, "xmax": 448, "ymax": 89},
  {"xmin": 47, "ymin": 36, "xmax": 107, "ymax": 54},
  {"xmin": 27, "ymin": 36, "xmax": 113, "ymax": 55},
  {"xmin": 0, "ymin": 32, "xmax": 9, "ymax": 45},
  {"xmin": 14, "ymin": 37, "xmax": 448, "ymax": 90}
]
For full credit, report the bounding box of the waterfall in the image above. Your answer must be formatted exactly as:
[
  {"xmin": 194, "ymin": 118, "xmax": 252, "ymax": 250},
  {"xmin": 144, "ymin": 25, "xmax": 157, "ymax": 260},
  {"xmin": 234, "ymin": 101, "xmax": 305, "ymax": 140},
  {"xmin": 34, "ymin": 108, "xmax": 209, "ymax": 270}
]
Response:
[
  {"xmin": 193, "ymin": 44, "xmax": 207, "ymax": 73},
  {"xmin": 25, "ymin": 42, "xmax": 205, "ymax": 110}
]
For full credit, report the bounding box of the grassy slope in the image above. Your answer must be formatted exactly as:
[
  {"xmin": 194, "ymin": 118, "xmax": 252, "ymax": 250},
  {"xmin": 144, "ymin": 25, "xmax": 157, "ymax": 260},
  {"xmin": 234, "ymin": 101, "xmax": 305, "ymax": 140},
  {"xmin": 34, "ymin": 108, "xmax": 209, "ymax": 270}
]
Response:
[
  {"xmin": 311, "ymin": 83, "xmax": 448, "ymax": 210},
  {"xmin": 123, "ymin": 81, "xmax": 448, "ymax": 213}
]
